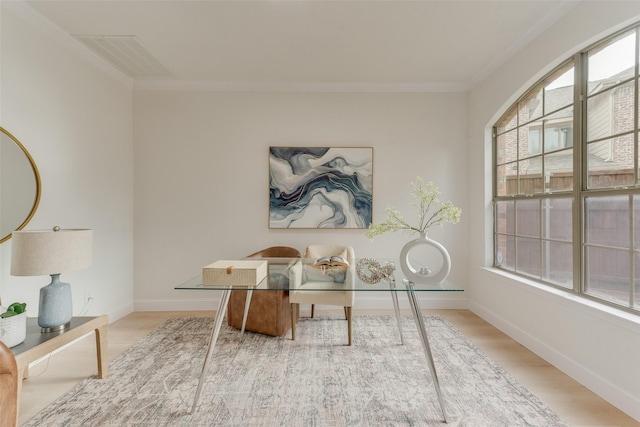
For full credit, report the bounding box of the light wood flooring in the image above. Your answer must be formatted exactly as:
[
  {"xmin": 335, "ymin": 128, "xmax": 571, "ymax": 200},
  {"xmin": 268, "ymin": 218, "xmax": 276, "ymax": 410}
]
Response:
[{"xmin": 17, "ymin": 309, "xmax": 640, "ymax": 426}]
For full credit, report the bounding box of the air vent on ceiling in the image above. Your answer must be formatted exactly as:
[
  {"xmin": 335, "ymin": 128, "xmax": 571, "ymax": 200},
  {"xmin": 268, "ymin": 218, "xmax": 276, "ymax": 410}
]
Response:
[{"xmin": 73, "ymin": 35, "xmax": 172, "ymax": 78}]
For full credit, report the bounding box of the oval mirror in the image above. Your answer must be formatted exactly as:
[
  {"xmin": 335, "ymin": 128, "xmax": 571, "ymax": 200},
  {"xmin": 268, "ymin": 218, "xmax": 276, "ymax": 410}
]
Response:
[{"xmin": 0, "ymin": 127, "xmax": 41, "ymax": 243}]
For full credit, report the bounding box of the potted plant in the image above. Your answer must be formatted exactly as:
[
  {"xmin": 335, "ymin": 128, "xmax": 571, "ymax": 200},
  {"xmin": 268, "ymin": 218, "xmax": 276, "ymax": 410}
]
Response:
[{"xmin": 0, "ymin": 302, "xmax": 27, "ymax": 347}]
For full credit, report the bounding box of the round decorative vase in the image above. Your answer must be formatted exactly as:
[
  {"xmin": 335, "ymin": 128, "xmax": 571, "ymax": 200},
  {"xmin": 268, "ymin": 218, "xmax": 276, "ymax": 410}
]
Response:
[{"xmin": 399, "ymin": 233, "xmax": 451, "ymax": 285}]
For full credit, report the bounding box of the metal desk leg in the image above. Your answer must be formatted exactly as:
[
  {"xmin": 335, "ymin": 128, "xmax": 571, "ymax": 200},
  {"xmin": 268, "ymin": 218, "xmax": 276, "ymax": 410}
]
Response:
[
  {"xmin": 405, "ymin": 280, "xmax": 448, "ymax": 423},
  {"xmin": 241, "ymin": 287, "xmax": 254, "ymax": 334},
  {"xmin": 388, "ymin": 279, "xmax": 405, "ymax": 345},
  {"xmin": 191, "ymin": 286, "xmax": 232, "ymax": 414}
]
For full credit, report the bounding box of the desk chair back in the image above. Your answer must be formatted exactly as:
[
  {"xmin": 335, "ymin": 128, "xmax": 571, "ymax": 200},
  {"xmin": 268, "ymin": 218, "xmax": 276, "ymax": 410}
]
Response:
[{"xmin": 289, "ymin": 245, "xmax": 355, "ymax": 345}]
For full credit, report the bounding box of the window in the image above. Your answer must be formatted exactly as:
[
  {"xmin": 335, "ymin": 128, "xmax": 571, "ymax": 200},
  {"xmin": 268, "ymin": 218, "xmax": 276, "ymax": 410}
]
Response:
[{"xmin": 493, "ymin": 24, "xmax": 640, "ymax": 313}]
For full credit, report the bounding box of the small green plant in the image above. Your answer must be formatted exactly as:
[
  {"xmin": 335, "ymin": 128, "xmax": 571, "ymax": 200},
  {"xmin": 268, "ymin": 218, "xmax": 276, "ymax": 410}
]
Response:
[
  {"xmin": 0, "ymin": 302, "xmax": 26, "ymax": 318},
  {"xmin": 366, "ymin": 176, "xmax": 461, "ymax": 240}
]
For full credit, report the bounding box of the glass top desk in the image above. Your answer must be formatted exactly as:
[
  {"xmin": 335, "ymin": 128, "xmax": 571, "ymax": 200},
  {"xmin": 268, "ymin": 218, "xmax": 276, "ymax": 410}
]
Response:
[{"xmin": 176, "ymin": 257, "xmax": 463, "ymax": 423}]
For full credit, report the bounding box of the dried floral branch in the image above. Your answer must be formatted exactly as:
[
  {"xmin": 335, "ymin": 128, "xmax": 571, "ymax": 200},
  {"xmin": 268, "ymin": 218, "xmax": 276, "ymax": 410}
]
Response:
[{"xmin": 365, "ymin": 177, "xmax": 461, "ymax": 240}]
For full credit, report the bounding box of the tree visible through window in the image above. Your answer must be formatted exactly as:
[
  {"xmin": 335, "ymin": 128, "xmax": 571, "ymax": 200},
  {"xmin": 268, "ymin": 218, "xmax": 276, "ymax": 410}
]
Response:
[{"xmin": 493, "ymin": 25, "xmax": 640, "ymax": 312}]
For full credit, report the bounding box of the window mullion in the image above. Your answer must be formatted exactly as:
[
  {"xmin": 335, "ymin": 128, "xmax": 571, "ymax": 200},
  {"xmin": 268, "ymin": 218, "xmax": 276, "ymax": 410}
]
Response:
[
  {"xmin": 514, "ymin": 200, "xmax": 518, "ymax": 272},
  {"xmin": 635, "ymin": 29, "xmax": 639, "ymax": 186},
  {"xmin": 575, "ymin": 52, "xmax": 587, "ymax": 294},
  {"xmin": 629, "ymin": 195, "xmax": 635, "ymax": 307},
  {"xmin": 540, "ymin": 199, "xmax": 544, "ymax": 279}
]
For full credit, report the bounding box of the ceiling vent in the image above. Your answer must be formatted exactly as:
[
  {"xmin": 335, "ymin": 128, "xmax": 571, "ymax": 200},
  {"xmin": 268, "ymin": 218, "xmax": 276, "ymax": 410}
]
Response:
[{"xmin": 73, "ymin": 35, "xmax": 172, "ymax": 78}]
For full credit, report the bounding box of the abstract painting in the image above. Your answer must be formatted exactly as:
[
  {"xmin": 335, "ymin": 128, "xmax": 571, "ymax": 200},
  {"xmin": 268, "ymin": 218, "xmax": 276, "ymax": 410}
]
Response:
[{"xmin": 269, "ymin": 147, "xmax": 373, "ymax": 229}]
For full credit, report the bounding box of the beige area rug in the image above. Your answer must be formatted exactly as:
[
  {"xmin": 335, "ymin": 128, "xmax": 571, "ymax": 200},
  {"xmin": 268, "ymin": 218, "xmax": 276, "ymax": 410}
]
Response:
[{"xmin": 24, "ymin": 315, "xmax": 567, "ymax": 426}]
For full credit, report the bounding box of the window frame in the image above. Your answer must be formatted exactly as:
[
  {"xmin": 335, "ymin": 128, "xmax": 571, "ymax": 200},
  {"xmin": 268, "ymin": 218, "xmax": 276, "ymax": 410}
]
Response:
[{"xmin": 492, "ymin": 22, "xmax": 640, "ymax": 314}]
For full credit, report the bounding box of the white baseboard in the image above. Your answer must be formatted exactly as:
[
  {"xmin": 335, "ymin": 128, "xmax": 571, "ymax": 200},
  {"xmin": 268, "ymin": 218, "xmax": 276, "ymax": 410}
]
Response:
[
  {"xmin": 134, "ymin": 298, "xmax": 219, "ymax": 312},
  {"xmin": 469, "ymin": 300, "xmax": 640, "ymax": 423},
  {"xmin": 106, "ymin": 302, "xmax": 135, "ymax": 323}
]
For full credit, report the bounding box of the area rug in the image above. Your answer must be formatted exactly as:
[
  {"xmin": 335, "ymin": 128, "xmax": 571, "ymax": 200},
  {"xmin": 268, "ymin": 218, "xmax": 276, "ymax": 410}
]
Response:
[{"xmin": 24, "ymin": 315, "xmax": 567, "ymax": 426}]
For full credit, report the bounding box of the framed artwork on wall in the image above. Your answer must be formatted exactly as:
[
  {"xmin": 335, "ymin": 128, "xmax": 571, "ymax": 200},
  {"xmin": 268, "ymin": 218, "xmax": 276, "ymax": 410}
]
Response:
[{"xmin": 269, "ymin": 147, "xmax": 373, "ymax": 229}]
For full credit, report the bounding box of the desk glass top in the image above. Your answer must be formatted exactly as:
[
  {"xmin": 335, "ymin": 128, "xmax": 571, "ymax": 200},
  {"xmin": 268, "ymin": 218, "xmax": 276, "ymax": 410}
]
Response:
[{"xmin": 175, "ymin": 258, "xmax": 463, "ymax": 292}]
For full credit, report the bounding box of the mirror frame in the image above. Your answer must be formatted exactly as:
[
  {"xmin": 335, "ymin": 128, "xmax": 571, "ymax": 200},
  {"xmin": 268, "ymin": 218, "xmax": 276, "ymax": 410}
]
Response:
[{"xmin": 0, "ymin": 126, "xmax": 42, "ymax": 243}]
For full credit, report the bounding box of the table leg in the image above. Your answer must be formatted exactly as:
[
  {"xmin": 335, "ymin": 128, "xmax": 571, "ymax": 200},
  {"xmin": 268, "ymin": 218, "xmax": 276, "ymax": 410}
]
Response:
[
  {"xmin": 240, "ymin": 287, "xmax": 254, "ymax": 334},
  {"xmin": 405, "ymin": 280, "xmax": 448, "ymax": 423},
  {"xmin": 95, "ymin": 324, "xmax": 108, "ymax": 378},
  {"xmin": 190, "ymin": 286, "xmax": 232, "ymax": 414},
  {"xmin": 388, "ymin": 279, "xmax": 405, "ymax": 345},
  {"xmin": 22, "ymin": 364, "xmax": 29, "ymax": 380}
]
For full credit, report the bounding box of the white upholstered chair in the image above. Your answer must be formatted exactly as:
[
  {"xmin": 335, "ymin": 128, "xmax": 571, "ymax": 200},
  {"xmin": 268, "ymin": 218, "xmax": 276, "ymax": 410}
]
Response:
[{"xmin": 289, "ymin": 245, "xmax": 355, "ymax": 346}]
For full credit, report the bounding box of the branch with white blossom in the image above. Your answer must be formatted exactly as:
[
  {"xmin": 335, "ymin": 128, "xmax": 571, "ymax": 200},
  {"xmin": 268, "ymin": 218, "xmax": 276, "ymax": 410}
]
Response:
[{"xmin": 365, "ymin": 177, "xmax": 461, "ymax": 241}]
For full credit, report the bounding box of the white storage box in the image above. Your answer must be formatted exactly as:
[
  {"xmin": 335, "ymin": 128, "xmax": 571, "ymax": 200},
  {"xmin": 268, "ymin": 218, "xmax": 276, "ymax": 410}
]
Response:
[
  {"xmin": 203, "ymin": 260, "xmax": 267, "ymax": 287},
  {"xmin": 0, "ymin": 311, "xmax": 27, "ymax": 348}
]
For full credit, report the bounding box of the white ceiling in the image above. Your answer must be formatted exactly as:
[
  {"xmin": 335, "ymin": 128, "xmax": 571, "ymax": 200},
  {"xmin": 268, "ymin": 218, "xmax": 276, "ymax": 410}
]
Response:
[{"xmin": 16, "ymin": 0, "xmax": 578, "ymax": 91}]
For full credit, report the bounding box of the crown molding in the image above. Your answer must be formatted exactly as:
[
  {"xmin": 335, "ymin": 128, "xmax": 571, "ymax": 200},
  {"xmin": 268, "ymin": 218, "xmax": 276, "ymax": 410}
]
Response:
[
  {"xmin": 8, "ymin": 0, "xmax": 578, "ymax": 94},
  {"xmin": 468, "ymin": 0, "xmax": 579, "ymax": 88},
  {"xmin": 133, "ymin": 80, "xmax": 470, "ymax": 93},
  {"xmin": 2, "ymin": 0, "xmax": 133, "ymax": 87}
]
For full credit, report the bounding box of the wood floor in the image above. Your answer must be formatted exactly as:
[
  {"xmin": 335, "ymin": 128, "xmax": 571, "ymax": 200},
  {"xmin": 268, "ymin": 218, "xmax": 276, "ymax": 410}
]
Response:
[{"xmin": 16, "ymin": 309, "xmax": 640, "ymax": 426}]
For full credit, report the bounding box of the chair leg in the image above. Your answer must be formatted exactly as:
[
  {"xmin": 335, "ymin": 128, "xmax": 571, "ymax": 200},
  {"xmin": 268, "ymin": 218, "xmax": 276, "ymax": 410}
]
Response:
[
  {"xmin": 346, "ymin": 306, "xmax": 352, "ymax": 346},
  {"xmin": 311, "ymin": 304, "xmax": 315, "ymax": 318},
  {"xmin": 343, "ymin": 306, "xmax": 348, "ymax": 319},
  {"xmin": 290, "ymin": 303, "xmax": 298, "ymax": 341}
]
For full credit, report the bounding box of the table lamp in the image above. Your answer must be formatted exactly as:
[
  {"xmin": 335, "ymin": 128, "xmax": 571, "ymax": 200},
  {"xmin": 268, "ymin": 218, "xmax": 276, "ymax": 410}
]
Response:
[{"xmin": 10, "ymin": 227, "xmax": 93, "ymax": 332}]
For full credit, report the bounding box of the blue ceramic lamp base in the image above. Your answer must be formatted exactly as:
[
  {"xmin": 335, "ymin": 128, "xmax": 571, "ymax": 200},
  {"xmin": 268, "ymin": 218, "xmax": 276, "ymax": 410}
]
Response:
[{"xmin": 38, "ymin": 273, "xmax": 73, "ymax": 333}]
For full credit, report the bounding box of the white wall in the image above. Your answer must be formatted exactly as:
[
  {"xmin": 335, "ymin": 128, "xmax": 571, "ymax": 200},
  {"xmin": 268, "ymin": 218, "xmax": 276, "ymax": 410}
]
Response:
[
  {"xmin": 4, "ymin": 0, "xmax": 640, "ymax": 421},
  {"xmin": 467, "ymin": 1, "xmax": 640, "ymax": 421},
  {"xmin": 0, "ymin": 5, "xmax": 134, "ymax": 322},
  {"xmin": 133, "ymin": 90, "xmax": 469, "ymax": 310}
]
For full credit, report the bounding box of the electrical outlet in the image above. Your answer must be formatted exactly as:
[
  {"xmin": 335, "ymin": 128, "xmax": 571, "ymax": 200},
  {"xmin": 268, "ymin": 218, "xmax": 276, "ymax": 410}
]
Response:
[{"xmin": 80, "ymin": 289, "xmax": 95, "ymax": 316}]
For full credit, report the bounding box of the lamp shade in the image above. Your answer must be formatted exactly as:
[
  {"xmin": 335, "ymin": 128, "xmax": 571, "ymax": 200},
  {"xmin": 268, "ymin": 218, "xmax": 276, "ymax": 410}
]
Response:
[{"xmin": 10, "ymin": 228, "xmax": 93, "ymax": 276}]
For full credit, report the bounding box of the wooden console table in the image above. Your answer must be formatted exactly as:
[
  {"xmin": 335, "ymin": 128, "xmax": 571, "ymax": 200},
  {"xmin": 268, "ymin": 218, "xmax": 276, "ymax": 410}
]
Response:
[{"xmin": 10, "ymin": 315, "xmax": 108, "ymax": 420}]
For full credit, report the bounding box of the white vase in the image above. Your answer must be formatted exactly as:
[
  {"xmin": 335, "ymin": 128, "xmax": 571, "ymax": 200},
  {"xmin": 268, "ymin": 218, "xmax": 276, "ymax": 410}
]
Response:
[{"xmin": 399, "ymin": 232, "xmax": 451, "ymax": 285}]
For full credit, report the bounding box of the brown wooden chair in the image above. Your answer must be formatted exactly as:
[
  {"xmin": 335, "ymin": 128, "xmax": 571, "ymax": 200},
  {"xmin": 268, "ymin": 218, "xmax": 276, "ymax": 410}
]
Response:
[
  {"xmin": 246, "ymin": 246, "xmax": 301, "ymax": 259},
  {"xmin": 0, "ymin": 341, "xmax": 18, "ymax": 427},
  {"xmin": 227, "ymin": 246, "xmax": 301, "ymax": 336}
]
